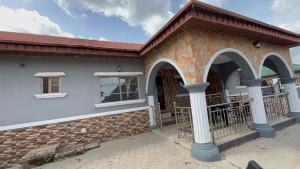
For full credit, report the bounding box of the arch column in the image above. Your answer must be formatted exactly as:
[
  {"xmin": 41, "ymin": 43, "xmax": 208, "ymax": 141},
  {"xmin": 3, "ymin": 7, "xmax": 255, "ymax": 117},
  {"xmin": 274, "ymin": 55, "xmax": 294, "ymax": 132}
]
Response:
[
  {"xmin": 184, "ymin": 83, "xmax": 220, "ymax": 162},
  {"xmin": 147, "ymin": 93, "xmax": 157, "ymax": 128},
  {"xmin": 244, "ymin": 79, "xmax": 275, "ymax": 138},
  {"xmin": 281, "ymin": 78, "xmax": 300, "ymax": 122}
]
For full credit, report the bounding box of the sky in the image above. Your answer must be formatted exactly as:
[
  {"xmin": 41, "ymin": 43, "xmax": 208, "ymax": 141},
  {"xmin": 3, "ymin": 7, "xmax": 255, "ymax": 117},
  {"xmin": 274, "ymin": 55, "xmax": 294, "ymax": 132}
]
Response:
[{"xmin": 0, "ymin": 0, "xmax": 299, "ymax": 63}]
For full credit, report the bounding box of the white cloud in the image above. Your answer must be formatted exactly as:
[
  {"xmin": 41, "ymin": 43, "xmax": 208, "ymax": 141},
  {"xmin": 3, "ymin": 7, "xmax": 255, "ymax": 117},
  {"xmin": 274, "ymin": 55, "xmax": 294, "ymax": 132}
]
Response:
[
  {"xmin": 98, "ymin": 37, "xmax": 108, "ymax": 41},
  {"xmin": 271, "ymin": 0, "xmax": 300, "ymax": 64},
  {"xmin": 55, "ymin": 0, "xmax": 173, "ymax": 36},
  {"xmin": 291, "ymin": 47, "xmax": 300, "ymax": 64},
  {"xmin": 200, "ymin": 0, "xmax": 229, "ymax": 6},
  {"xmin": 0, "ymin": 6, "xmax": 74, "ymax": 37},
  {"xmin": 272, "ymin": 0, "xmax": 300, "ymax": 33}
]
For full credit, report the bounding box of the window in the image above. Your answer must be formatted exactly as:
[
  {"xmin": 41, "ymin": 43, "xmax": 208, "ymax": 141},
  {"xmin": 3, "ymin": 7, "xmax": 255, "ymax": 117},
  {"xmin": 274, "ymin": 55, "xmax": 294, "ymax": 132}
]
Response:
[
  {"xmin": 99, "ymin": 76, "xmax": 139, "ymax": 103},
  {"xmin": 34, "ymin": 72, "xmax": 67, "ymax": 99},
  {"xmin": 42, "ymin": 77, "xmax": 60, "ymax": 93}
]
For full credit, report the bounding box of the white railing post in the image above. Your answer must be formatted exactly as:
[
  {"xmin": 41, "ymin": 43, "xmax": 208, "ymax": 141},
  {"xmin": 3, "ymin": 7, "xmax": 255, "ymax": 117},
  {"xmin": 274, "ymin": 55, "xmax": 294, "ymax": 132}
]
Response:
[
  {"xmin": 184, "ymin": 83, "xmax": 220, "ymax": 162},
  {"xmin": 244, "ymin": 79, "xmax": 275, "ymax": 138}
]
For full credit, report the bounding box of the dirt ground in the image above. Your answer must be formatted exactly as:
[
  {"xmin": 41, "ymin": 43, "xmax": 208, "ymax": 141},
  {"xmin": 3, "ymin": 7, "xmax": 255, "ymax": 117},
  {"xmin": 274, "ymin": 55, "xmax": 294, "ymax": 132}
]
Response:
[{"xmin": 36, "ymin": 124, "xmax": 300, "ymax": 169}]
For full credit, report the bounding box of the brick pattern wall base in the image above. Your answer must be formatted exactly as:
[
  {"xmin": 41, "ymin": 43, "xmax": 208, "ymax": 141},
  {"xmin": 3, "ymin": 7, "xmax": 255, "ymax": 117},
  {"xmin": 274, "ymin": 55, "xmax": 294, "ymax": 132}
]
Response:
[{"xmin": 0, "ymin": 110, "xmax": 150, "ymax": 168}]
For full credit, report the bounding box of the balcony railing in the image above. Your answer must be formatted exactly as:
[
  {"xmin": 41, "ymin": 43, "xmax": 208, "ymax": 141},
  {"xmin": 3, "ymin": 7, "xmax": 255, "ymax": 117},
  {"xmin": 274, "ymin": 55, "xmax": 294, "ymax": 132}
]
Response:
[
  {"xmin": 207, "ymin": 100, "xmax": 255, "ymax": 141},
  {"xmin": 173, "ymin": 103, "xmax": 194, "ymax": 142},
  {"xmin": 263, "ymin": 93, "xmax": 290, "ymax": 123},
  {"xmin": 206, "ymin": 93, "xmax": 224, "ymax": 105}
]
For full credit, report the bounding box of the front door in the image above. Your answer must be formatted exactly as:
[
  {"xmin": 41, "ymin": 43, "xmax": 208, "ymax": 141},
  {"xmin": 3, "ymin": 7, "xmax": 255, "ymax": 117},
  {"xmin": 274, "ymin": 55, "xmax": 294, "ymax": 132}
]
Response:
[{"xmin": 155, "ymin": 76, "xmax": 166, "ymax": 110}]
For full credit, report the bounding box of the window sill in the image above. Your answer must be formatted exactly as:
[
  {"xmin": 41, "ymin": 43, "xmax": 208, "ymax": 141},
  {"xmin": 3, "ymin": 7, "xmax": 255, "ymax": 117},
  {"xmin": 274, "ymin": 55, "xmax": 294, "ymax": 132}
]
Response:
[
  {"xmin": 95, "ymin": 99, "xmax": 146, "ymax": 108},
  {"xmin": 235, "ymin": 86, "xmax": 247, "ymax": 89},
  {"xmin": 34, "ymin": 93, "xmax": 68, "ymax": 99}
]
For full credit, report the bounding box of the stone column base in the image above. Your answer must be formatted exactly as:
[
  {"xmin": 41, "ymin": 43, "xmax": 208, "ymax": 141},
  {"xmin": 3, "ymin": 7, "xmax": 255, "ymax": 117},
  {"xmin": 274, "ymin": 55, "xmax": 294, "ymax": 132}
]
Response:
[
  {"xmin": 255, "ymin": 124, "xmax": 275, "ymax": 138},
  {"xmin": 290, "ymin": 112, "xmax": 300, "ymax": 123},
  {"xmin": 191, "ymin": 142, "xmax": 220, "ymax": 162}
]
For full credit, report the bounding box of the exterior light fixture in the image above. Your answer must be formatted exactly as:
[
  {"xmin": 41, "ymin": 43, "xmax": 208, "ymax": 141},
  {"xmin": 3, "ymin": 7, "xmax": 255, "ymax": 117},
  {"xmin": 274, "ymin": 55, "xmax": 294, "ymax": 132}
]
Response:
[
  {"xmin": 253, "ymin": 41, "xmax": 261, "ymax": 48},
  {"xmin": 117, "ymin": 65, "xmax": 122, "ymax": 72}
]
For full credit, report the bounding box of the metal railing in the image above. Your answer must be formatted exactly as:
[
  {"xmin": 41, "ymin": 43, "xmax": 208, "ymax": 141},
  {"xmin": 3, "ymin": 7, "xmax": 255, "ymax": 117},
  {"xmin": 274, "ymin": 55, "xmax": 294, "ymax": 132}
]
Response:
[
  {"xmin": 206, "ymin": 93, "xmax": 224, "ymax": 105},
  {"xmin": 207, "ymin": 100, "xmax": 255, "ymax": 141},
  {"xmin": 173, "ymin": 102, "xmax": 194, "ymax": 142},
  {"xmin": 263, "ymin": 93, "xmax": 290, "ymax": 123},
  {"xmin": 261, "ymin": 81, "xmax": 282, "ymax": 96}
]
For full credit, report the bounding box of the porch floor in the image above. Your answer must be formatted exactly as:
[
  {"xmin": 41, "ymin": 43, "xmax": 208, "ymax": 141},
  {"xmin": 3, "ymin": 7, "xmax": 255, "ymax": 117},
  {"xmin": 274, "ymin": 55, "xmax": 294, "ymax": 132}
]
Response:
[{"xmin": 152, "ymin": 124, "xmax": 256, "ymax": 150}]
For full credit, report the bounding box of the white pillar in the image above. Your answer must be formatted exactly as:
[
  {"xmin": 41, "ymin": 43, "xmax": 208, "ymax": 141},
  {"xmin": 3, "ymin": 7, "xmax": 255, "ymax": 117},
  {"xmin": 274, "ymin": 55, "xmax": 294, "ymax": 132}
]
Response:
[
  {"xmin": 282, "ymin": 81, "xmax": 300, "ymax": 112},
  {"xmin": 189, "ymin": 91, "xmax": 211, "ymax": 143},
  {"xmin": 184, "ymin": 83, "xmax": 220, "ymax": 162},
  {"xmin": 245, "ymin": 79, "xmax": 275, "ymax": 137},
  {"xmin": 148, "ymin": 95, "xmax": 156, "ymax": 127},
  {"xmin": 225, "ymin": 89, "xmax": 230, "ymax": 102},
  {"xmin": 247, "ymin": 85, "xmax": 268, "ymax": 124}
]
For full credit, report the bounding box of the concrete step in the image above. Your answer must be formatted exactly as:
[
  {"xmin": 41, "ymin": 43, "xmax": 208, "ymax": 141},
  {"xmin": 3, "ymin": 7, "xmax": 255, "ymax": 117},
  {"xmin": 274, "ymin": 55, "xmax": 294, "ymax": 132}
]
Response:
[{"xmin": 217, "ymin": 117, "xmax": 296, "ymax": 152}]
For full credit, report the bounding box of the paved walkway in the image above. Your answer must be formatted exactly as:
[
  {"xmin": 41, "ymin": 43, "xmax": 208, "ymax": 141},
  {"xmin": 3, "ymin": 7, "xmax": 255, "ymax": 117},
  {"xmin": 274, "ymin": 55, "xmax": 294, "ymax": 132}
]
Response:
[{"xmin": 37, "ymin": 124, "xmax": 300, "ymax": 169}]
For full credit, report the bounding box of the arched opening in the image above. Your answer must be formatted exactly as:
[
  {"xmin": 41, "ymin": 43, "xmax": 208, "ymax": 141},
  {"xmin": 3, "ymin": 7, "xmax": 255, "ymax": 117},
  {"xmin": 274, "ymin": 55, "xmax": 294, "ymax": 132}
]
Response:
[
  {"xmin": 147, "ymin": 59, "xmax": 191, "ymax": 135},
  {"xmin": 260, "ymin": 54, "xmax": 293, "ymax": 95},
  {"xmin": 259, "ymin": 53, "xmax": 292, "ymax": 123},
  {"xmin": 204, "ymin": 49, "xmax": 257, "ymax": 141},
  {"xmin": 204, "ymin": 49, "xmax": 256, "ymax": 103}
]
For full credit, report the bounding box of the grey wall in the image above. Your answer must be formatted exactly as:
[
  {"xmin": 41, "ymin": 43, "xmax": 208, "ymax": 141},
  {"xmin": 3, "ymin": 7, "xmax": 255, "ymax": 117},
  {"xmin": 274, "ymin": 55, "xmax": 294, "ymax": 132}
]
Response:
[{"xmin": 0, "ymin": 55, "xmax": 147, "ymax": 126}]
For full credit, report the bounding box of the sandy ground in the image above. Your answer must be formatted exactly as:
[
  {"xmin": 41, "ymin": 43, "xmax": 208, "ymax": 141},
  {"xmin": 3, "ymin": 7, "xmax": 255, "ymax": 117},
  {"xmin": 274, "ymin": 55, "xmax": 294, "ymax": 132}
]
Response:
[{"xmin": 37, "ymin": 124, "xmax": 300, "ymax": 169}]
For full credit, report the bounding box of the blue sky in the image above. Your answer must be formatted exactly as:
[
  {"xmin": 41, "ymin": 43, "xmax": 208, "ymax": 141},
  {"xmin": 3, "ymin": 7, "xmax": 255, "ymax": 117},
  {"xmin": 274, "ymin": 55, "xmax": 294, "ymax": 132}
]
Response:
[{"xmin": 0, "ymin": 0, "xmax": 299, "ymax": 63}]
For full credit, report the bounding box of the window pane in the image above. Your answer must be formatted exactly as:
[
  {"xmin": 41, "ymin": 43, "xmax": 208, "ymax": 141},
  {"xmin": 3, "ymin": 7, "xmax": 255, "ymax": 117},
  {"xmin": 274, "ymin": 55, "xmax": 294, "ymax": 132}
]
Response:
[
  {"xmin": 120, "ymin": 77, "xmax": 138, "ymax": 92},
  {"xmin": 51, "ymin": 77, "xmax": 60, "ymax": 86},
  {"xmin": 130, "ymin": 77, "xmax": 138, "ymax": 84},
  {"xmin": 101, "ymin": 93, "xmax": 121, "ymax": 103},
  {"xmin": 51, "ymin": 85, "xmax": 60, "ymax": 93},
  {"xmin": 100, "ymin": 77, "xmax": 119, "ymax": 86},
  {"xmin": 122, "ymin": 92, "xmax": 139, "ymax": 101},
  {"xmin": 43, "ymin": 77, "xmax": 49, "ymax": 93},
  {"xmin": 121, "ymin": 85, "xmax": 127, "ymax": 93},
  {"xmin": 129, "ymin": 84, "xmax": 138, "ymax": 92},
  {"xmin": 99, "ymin": 76, "xmax": 139, "ymax": 103},
  {"xmin": 120, "ymin": 76, "xmax": 139, "ymax": 101},
  {"xmin": 50, "ymin": 77, "xmax": 60, "ymax": 93},
  {"xmin": 100, "ymin": 77, "xmax": 121, "ymax": 103}
]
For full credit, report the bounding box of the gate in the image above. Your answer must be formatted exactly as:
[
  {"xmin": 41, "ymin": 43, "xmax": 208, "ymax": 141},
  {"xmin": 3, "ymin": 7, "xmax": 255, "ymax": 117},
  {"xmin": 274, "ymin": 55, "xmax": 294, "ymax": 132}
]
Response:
[
  {"xmin": 173, "ymin": 102, "xmax": 194, "ymax": 142},
  {"xmin": 263, "ymin": 93, "xmax": 290, "ymax": 123},
  {"xmin": 207, "ymin": 99, "xmax": 255, "ymax": 141}
]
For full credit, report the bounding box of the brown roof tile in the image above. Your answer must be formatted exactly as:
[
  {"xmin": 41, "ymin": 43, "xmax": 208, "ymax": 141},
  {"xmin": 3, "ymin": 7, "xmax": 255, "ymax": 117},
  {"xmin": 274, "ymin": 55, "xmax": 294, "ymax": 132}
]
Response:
[
  {"xmin": 0, "ymin": 0, "xmax": 300, "ymax": 57},
  {"xmin": 0, "ymin": 31, "xmax": 142, "ymax": 51}
]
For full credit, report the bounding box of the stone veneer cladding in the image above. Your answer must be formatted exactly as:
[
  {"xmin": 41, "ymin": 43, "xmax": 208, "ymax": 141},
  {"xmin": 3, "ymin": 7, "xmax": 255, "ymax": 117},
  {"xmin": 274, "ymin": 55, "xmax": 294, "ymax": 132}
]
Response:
[
  {"xmin": 144, "ymin": 28, "xmax": 293, "ymax": 85},
  {"xmin": 0, "ymin": 110, "xmax": 149, "ymax": 168}
]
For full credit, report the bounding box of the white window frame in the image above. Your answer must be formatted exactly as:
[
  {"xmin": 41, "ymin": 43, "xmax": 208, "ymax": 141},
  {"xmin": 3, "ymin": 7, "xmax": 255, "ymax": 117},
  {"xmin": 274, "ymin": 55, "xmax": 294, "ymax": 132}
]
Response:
[
  {"xmin": 34, "ymin": 72, "xmax": 68, "ymax": 99},
  {"xmin": 94, "ymin": 72, "xmax": 145, "ymax": 108}
]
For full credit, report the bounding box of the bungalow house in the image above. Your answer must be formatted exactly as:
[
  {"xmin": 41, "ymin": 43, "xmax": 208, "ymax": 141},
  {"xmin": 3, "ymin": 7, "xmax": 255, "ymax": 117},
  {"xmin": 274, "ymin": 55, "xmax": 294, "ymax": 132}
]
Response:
[{"xmin": 1, "ymin": 0, "xmax": 300, "ymax": 167}]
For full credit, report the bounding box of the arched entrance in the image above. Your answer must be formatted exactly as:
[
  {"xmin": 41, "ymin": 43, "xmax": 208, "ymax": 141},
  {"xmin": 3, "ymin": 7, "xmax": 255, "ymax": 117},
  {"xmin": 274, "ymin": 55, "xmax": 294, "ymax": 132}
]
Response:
[
  {"xmin": 259, "ymin": 53, "xmax": 294, "ymax": 123},
  {"xmin": 147, "ymin": 59, "xmax": 192, "ymax": 140},
  {"xmin": 203, "ymin": 49, "xmax": 257, "ymax": 141}
]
